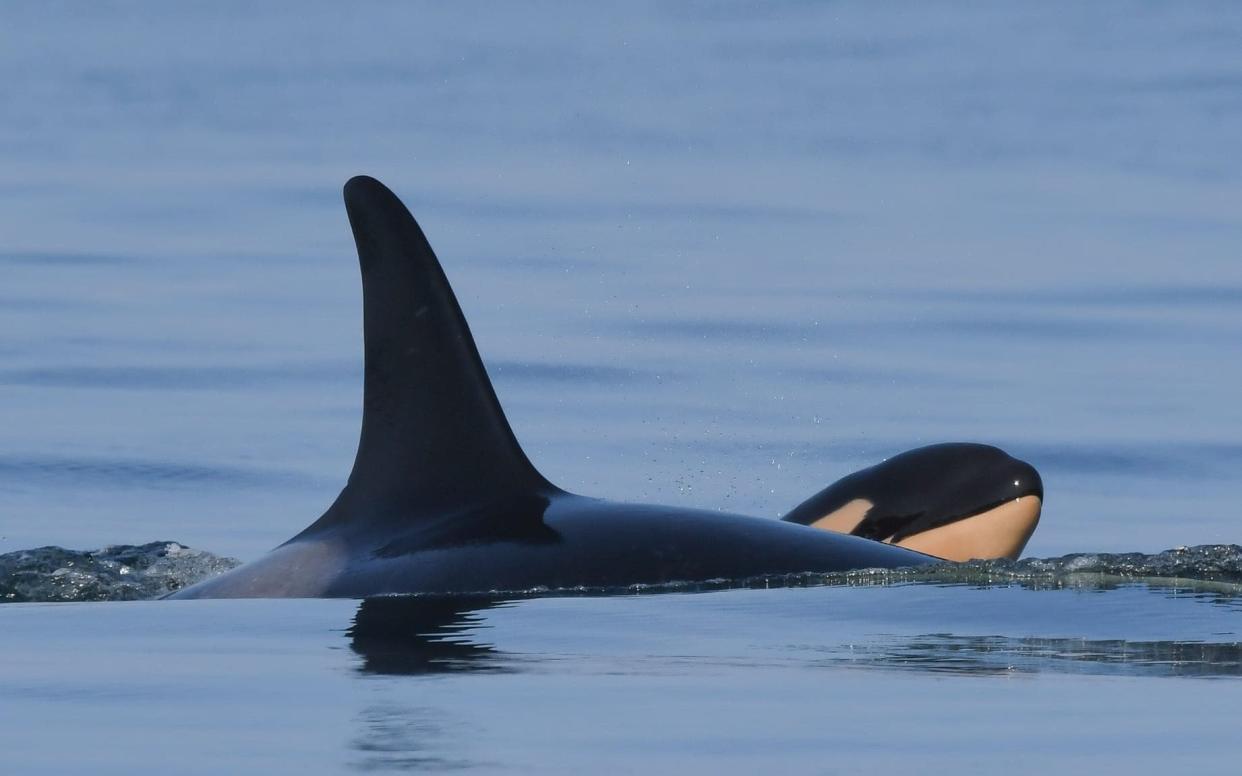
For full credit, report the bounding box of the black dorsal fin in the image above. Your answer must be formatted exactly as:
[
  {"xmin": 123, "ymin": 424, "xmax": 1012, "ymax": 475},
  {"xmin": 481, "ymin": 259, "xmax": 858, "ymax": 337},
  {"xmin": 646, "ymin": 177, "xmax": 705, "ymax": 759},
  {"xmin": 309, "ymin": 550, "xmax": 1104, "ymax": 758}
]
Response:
[{"xmin": 307, "ymin": 176, "xmax": 553, "ymax": 530}]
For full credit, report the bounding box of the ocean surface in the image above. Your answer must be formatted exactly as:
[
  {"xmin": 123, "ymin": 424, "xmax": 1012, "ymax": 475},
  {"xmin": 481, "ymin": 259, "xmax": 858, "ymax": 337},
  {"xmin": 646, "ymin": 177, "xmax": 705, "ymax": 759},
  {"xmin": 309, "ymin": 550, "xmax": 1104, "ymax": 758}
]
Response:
[{"xmin": 2, "ymin": 1, "xmax": 1241, "ymax": 772}]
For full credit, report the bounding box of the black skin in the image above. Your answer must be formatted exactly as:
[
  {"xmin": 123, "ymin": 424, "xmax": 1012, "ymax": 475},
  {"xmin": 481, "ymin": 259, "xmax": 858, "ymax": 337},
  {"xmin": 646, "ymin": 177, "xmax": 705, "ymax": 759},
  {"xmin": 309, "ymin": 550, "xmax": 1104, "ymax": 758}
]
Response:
[
  {"xmin": 171, "ymin": 176, "xmax": 1032, "ymax": 600},
  {"xmin": 783, "ymin": 443, "xmax": 1043, "ymax": 542}
]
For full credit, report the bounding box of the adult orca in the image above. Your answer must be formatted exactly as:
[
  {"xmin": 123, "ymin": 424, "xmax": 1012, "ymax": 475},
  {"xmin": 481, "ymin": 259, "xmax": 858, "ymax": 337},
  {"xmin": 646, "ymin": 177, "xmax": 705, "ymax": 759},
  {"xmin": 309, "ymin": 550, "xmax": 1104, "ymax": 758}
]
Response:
[{"xmin": 172, "ymin": 176, "xmax": 1039, "ymax": 599}]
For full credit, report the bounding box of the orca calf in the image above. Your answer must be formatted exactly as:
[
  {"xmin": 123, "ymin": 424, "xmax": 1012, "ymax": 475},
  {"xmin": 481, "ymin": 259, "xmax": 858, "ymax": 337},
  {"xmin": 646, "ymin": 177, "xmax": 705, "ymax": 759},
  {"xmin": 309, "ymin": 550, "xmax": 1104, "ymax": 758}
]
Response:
[
  {"xmin": 783, "ymin": 443, "xmax": 1042, "ymax": 562},
  {"xmin": 172, "ymin": 177, "xmax": 1040, "ymax": 599}
]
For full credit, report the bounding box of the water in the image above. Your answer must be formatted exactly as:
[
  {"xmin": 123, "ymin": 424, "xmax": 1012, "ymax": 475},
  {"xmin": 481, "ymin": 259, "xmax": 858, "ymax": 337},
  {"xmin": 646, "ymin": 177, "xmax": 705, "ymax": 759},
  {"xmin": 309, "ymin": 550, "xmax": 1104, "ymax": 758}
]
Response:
[
  {"xmin": 2, "ymin": 1, "xmax": 1241, "ymax": 771},
  {"xmin": 4, "ymin": 588, "xmax": 1241, "ymax": 773}
]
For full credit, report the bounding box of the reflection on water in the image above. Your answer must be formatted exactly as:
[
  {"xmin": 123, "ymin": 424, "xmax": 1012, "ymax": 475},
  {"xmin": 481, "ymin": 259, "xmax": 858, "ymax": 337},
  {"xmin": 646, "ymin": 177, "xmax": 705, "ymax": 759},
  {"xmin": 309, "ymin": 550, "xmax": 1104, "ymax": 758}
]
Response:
[
  {"xmin": 347, "ymin": 587, "xmax": 1242, "ymax": 681},
  {"xmin": 347, "ymin": 598, "xmax": 512, "ymax": 769},
  {"xmin": 349, "ymin": 704, "xmax": 480, "ymax": 773},
  {"xmin": 824, "ymin": 634, "xmax": 1242, "ymax": 679},
  {"xmin": 348, "ymin": 595, "xmax": 513, "ymax": 675}
]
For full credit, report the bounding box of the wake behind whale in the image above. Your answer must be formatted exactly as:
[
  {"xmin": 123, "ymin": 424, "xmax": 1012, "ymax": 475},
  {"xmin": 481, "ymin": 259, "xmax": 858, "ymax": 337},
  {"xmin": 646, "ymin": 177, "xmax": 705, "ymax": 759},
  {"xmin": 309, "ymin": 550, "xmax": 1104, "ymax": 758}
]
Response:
[{"xmin": 4, "ymin": 542, "xmax": 1240, "ymax": 603}]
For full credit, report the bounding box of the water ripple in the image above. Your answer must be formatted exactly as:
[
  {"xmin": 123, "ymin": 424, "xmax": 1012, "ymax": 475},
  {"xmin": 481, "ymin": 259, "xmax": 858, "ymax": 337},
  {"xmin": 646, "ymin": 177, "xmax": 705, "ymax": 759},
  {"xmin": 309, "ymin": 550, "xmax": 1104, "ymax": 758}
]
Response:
[
  {"xmin": 0, "ymin": 362, "xmax": 355, "ymax": 391},
  {"xmin": 0, "ymin": 455, "xmax": 317, "ymax": 490}
]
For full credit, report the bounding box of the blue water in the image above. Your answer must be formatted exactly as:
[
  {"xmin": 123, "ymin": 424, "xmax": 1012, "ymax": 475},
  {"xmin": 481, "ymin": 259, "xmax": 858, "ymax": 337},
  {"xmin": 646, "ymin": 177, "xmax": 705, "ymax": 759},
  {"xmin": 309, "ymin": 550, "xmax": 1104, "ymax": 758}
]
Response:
[
  {"xmin": 2, "ymin": 1, "xmax": 1241, "ymax": 772},
  {"xmin": 4, "ymin": 587, "xmax": 1242, "ymax": 773}
]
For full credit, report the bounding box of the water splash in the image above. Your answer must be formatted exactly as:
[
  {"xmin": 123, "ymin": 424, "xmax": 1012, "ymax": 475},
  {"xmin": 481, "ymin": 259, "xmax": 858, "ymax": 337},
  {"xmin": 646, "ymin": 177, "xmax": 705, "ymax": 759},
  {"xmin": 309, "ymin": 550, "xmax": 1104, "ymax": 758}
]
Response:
[
  {"xmin": 816, "ymin": 544, "xmax": 1242, "ymax": 590},
  {"xmin": 395, "ymin": 544, "xmax": 1242, "ymax": 598},
  {"xmin": 0, "ymin": 542, "xmax": 240, "ymax": 603},
  {"xmin": 3, "ymin": 543, "xmax": 1240, "ymax": 603}
]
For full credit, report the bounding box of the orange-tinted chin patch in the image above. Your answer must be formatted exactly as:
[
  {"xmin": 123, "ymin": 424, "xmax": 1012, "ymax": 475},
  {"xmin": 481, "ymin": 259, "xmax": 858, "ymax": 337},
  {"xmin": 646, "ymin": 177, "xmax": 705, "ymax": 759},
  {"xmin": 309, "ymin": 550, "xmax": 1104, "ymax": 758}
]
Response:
[
  {"xmin": 891, "ymin": 496, "xmax": 1042, "ymax": 562},
  {"xmin": 808, "ymin": 496, "xmax": 1042, "ymax": 562}
]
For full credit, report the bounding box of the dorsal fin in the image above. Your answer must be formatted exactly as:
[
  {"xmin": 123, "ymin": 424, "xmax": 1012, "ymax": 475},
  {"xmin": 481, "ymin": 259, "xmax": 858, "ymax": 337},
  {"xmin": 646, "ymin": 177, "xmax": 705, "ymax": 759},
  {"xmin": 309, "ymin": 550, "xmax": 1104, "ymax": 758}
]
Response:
[{"xmin": 307, "ymin": 176, "xmax": 553, "ymax": 530}]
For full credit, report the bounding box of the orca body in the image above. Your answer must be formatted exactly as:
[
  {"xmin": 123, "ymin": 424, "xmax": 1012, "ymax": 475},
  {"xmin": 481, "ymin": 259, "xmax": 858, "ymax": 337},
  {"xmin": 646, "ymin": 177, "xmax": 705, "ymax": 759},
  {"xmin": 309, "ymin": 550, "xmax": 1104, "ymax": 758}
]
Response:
[{"xmin": 173, "ymin": 176, "xmax": 940, "ymax": 599}]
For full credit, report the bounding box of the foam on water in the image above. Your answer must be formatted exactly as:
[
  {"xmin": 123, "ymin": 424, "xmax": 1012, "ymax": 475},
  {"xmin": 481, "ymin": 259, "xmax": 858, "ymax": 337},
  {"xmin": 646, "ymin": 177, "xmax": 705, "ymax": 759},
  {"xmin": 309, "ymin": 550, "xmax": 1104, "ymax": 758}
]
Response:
[
  {"xmin": 4, "ymin": 541, "xmax": 1239, "ymax": 603},
  {"xmin": 823, "ymin": 543, "xmax": 1242, "ymax": 590},
  {"xmin": 0, "ymin": 541, "xmax": 239, "ymax": 602}
]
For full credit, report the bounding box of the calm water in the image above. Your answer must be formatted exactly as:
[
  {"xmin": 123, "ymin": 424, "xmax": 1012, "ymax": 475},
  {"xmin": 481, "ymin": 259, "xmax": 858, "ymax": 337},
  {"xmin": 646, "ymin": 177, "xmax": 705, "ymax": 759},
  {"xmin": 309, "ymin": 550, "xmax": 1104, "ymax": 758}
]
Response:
[
  {"xmin": 4, "ymin": 586, "xmax": 1242, "ymax": 773},
  {"xmin": 2, "ymin": 1, "xmax": 1241, "ymax": 772}
]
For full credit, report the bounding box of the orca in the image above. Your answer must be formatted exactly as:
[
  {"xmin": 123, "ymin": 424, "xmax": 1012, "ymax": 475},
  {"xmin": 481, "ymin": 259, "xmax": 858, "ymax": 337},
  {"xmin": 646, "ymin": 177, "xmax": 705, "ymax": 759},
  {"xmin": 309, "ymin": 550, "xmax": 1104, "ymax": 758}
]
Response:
[
  {"xmin": 172, "ymin": 176, "xmax": 1038, "ymax": 599},
  {"xmin": 783, "ymin": 443, "xmax": 1042, "ymax": 562}
]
